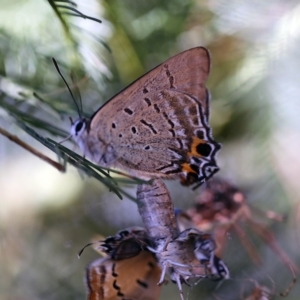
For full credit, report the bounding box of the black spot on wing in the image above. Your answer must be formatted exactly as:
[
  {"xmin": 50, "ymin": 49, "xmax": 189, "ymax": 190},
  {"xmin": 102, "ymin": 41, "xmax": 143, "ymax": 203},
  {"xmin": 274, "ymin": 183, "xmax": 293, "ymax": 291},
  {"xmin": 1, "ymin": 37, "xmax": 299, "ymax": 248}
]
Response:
[
  {"xmin": 144, "ymin": 98, "xmax": 151, "ymax": 106},
  {"xmin": 169, "ymin": 76, "xmax": 174, "ymax": 88},
  {"xmin": 113, "ymin": 280, "xmax": 124, "ymax": 297},
  {"xmin": 124, "ymin": 108, "xmax": 133, "ymax": 115},
  {"xmin": 131, "ymin": 127, "xmax": 137, "ymax": 134},
  {"xmin": 196, "ymin": 143, "xmax": 212, "ymax": 157},
  {"xmin": 136, "ymin": 279, "xmax": 148, "ymax": 288},
  {"xmin": 140, "ymin": 119, "xmax": 157, "ymax": 134},
  {"xmin": 168, "ymin": 119, "xmax": 174, "ymax": 128},
  {"xmin": 154, "ymin": 103, "xmax": 160, "ymax": 113},
  {"xmin": 164, "ymin": 64, "xmax": 175, "ymax": 88},
  {"xmin": 112, "ymin": 263, "xmax": 118, "ymax": 277},
  {"xmin": 169, "ymin": 129, "xmax": 175, "ymax": 137},
  {"xmin": 190, "ymin": 164, "xmax": 199, "ymax": 174}
]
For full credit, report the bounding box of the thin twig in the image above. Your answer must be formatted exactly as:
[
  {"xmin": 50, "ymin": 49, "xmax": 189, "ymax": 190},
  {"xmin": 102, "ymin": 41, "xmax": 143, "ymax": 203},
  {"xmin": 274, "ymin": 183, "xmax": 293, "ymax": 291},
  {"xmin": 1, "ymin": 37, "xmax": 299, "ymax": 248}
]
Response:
[{"xmin": 0, "ymin": 126, "xmax": 65, "ymax": 172}]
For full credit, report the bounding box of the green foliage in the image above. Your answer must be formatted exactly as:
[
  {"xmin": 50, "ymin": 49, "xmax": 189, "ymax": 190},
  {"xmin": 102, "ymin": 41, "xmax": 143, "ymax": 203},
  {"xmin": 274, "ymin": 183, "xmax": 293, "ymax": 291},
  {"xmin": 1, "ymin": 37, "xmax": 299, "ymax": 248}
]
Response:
[{"xmin": 0, "ymin": 0, "xmax": 148, "ymax": 199}]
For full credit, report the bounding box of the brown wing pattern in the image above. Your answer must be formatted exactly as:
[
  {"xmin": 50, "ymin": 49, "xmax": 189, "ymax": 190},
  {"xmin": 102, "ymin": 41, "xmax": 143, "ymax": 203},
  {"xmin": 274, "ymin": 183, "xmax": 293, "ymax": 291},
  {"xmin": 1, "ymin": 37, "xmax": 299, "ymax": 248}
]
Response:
[
  {"xmin": 89, "ymin": 47, "xmax": 219, "ymax": 185},
  {"xmin": 90, "ymin": 47, "xmax": 210, "ymax": 126}
]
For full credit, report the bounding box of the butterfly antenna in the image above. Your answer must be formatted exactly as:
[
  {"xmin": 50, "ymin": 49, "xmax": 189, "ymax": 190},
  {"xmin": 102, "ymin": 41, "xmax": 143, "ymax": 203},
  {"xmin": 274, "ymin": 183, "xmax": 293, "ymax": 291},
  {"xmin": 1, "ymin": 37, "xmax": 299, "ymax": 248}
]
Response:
[
  {"xmin": 52, "ymin": 58, "xmax": 82, "ymax": 118},
  {"xmin": 78, "ymin": 242, "xmax": 97, "ymax": 258},
  {"xmin": 70, "ymin": 72, "xmax": 83, "ymax": 116}
]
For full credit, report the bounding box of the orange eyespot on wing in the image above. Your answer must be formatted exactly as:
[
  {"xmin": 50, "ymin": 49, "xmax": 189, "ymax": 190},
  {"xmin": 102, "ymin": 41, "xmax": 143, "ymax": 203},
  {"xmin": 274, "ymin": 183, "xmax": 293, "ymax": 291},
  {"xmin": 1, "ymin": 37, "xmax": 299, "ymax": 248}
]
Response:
[
  {"xmin": 181, "ymin": 163, "xmax": 198, "ymax": 175},
  {"xmin": 179, "ymin": 136, "xmax": 220, "ymax": 186},
  {"xmin": 188, "ymin": 137, "xmax": 212, "ymax": 158}
]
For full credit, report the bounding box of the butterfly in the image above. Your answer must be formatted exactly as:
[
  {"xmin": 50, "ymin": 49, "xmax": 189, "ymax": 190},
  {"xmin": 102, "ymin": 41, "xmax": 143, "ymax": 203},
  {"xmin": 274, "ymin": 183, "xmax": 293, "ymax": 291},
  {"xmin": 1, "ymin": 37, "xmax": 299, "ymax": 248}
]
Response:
[
  {"xmin": 136, "ymin": 179, "xmax": 230, "ymax": 300},
  {"xmin": 69, "ymin": 47, "xmax": 221, "ymax": 186},
  {"xmin": 85, "ymin": 226, "xmax": 229, "ymax": 300},
  {"xmin": 85, "ymin": 227, "xmax": 162, "ymax": 300}
]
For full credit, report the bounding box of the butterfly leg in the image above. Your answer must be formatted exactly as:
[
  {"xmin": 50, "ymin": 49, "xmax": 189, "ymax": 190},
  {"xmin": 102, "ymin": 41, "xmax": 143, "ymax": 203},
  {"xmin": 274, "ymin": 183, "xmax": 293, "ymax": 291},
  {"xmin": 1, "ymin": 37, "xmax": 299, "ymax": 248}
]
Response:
[
  {"xmin": 158, "ymin": 260, "xmax": 192, "ymax": 285},
  {"xmin": 168, "ymin": 260, "xmax": 193, "ymax": 269},
  {"xmin": 174, "ymin": 272, "xmax": 185, "ymax": 300},
  {"xmin": 158, "ymin": 261, "xmax": 168, "ymax": 286},
  {"xmin": 146, "ymin": 245, "xmax": 160, "ymax": 253}
]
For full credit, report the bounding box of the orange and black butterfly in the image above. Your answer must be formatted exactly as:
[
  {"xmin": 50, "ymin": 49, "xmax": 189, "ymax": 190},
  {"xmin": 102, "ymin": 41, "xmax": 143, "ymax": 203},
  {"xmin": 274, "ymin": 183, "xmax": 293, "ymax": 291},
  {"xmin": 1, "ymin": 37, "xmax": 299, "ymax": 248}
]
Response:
[
  {"xmin": 84, "ymin": 179, "xmax": 231, "ymax": 300},
  {"xmin": 85, "ymin": 227, "xmax": 162, "ymax": 300},
  {"xmin": 84, "ymin": 226, "xmax": 229, "ymax": 300}
]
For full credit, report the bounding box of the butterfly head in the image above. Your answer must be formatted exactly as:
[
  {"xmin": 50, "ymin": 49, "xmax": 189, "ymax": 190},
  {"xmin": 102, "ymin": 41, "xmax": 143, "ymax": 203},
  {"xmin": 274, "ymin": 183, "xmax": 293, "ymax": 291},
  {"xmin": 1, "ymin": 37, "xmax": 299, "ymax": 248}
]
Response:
[{"xmin": 70, "ymin": 118, "xmax": 90, "ymax": 156}]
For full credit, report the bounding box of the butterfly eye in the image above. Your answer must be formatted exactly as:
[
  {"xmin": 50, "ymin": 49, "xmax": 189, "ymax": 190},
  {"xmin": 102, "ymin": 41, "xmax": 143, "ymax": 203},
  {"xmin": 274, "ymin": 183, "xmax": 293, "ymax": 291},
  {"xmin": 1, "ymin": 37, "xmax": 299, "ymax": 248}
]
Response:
[
  {"xmin": 71, "ymin": 119, "xmax": 86, "ymax": 136},
  {"xmin": 75, "ymin": 121, "xmax": 84, "ymax": 133}
]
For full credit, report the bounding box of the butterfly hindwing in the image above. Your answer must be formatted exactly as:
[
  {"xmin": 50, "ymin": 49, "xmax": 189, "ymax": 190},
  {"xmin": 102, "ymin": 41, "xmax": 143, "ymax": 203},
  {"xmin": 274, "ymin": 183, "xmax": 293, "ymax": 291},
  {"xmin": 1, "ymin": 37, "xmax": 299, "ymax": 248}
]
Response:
[
  {"xmin": 85, "ymin": 228, "xmax": 161, "ymax": 300},
  {"xmin": 99, "ymin": 227, "xmax": 154, "ymax": 260},
  {"xmin": 86, "ymin": 252, "xmax": 161, "ymax": 300}
]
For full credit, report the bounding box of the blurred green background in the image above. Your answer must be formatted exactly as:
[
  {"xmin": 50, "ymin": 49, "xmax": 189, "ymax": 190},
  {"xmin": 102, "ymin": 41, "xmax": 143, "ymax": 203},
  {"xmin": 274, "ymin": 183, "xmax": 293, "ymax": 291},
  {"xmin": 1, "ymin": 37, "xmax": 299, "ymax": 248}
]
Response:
[{"xmin": 0, "ymin": 0, "xmax": 300, "ymax": 299}]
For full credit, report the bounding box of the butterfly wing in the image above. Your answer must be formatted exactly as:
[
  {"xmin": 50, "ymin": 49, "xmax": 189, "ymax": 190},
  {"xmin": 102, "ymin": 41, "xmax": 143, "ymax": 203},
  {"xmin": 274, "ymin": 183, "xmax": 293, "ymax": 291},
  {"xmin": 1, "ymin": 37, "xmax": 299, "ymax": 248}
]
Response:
[
  {"xmin": 99, "ymin": 227, "xmax": 153, "ymax": 260},
  {"xmin": 88, "ymin": 47, "xmax": 220, "ymax": 185},
  {"xmin": 86, "ymin": 251, "xmax": 162, "ymax": 300}
]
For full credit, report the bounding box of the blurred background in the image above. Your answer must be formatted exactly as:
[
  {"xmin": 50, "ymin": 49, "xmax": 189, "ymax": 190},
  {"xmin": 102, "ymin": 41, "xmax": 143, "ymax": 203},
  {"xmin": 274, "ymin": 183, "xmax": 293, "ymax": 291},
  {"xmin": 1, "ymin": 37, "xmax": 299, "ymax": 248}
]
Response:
[{"xmin": 1, "ymin": 0, "xmax": 300, "ymax": 299}]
